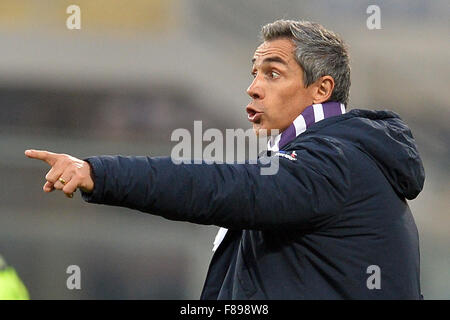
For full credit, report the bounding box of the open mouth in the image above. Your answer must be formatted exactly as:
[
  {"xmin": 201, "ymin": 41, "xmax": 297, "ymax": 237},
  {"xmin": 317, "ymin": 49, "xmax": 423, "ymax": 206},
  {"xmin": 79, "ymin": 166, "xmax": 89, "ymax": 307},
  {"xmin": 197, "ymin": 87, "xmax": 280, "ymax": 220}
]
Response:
[{"xmin": 246, "ymin": 106, "xmax": 263, "ymax": 123}]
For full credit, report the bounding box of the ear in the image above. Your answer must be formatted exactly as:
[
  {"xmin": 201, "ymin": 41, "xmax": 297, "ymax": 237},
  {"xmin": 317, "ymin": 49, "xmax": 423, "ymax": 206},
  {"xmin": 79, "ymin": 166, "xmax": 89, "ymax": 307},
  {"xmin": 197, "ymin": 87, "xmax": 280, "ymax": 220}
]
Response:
[{"xmin": 311, "ymin": 76, "xmax": 335, "ymax": 104}]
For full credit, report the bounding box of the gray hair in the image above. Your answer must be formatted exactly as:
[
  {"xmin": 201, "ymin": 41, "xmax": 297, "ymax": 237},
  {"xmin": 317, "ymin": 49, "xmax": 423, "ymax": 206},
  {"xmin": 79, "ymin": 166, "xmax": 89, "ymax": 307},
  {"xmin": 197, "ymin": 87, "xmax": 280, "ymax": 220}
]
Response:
[{"xmin": 261, "ymin": 20, "xmax": 351, "ymax": 106}]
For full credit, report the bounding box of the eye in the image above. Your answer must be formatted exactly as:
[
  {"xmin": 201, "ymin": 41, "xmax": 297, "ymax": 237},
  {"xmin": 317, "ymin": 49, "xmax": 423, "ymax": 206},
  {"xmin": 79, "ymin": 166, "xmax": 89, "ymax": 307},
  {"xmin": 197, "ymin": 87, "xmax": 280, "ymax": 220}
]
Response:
[
  {"xmin": 251, "ymin": 71, "xmax": 257, "ymax": 78},
  {"xmin": 271, "ymin": 71, "xmax": 280, "ymax": 79}
]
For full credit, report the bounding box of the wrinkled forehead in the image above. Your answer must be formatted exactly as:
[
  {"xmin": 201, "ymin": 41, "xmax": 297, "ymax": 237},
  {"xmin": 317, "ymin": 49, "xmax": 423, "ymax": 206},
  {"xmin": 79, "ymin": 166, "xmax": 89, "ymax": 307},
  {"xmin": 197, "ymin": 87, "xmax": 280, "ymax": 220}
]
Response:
[{"xmin": 252, "ymin": 38, "xmax": 296, "ymax": 64}]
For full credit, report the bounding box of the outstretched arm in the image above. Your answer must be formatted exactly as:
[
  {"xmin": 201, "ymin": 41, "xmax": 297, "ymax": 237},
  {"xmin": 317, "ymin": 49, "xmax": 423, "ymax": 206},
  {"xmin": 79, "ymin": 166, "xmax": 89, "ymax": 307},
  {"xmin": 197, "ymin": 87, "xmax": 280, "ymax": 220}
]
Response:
[{"xmin": 25, "ymin": 137, "xmax": 350, "ymax": 231}]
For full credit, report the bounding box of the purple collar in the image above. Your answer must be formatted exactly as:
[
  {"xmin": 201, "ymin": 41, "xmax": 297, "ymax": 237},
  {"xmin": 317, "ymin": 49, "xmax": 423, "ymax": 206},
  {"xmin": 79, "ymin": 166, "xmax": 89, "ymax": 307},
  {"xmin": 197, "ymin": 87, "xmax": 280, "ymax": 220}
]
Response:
[{"xmin": 268, "ymin": 101, "xmax": 346, "ymax": 151}]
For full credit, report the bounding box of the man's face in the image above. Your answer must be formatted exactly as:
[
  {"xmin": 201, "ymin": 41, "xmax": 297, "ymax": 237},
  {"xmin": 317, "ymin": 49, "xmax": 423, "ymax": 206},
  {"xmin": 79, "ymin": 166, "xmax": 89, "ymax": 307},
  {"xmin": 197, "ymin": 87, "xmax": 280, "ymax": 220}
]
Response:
[{"xmin": 247, "ymin": 38, "xmax": 315, "ymax": 135}]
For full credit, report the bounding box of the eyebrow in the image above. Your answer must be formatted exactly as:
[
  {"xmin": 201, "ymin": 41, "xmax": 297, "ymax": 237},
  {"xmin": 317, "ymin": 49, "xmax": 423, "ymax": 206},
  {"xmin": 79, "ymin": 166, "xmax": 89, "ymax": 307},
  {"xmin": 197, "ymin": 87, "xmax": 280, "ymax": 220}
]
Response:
[{"xmin": 251, "ymin": 56, "xmax": 288, "ymax": 67}]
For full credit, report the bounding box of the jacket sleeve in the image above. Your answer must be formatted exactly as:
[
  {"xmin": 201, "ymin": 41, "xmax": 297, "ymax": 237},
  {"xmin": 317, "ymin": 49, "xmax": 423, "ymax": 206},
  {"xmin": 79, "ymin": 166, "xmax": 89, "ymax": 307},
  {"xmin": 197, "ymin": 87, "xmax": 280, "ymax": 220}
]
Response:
[{"xmin": 80, "ymin": 136, "xmax": 350, "ymax": 231}]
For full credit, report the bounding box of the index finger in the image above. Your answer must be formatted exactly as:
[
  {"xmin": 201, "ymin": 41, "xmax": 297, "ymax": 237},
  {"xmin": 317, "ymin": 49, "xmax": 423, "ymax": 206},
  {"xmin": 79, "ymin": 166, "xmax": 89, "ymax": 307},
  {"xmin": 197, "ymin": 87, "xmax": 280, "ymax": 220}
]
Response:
[{"xmin": 24, "ymin": 149, "xmax": 59, "ymax": 166}]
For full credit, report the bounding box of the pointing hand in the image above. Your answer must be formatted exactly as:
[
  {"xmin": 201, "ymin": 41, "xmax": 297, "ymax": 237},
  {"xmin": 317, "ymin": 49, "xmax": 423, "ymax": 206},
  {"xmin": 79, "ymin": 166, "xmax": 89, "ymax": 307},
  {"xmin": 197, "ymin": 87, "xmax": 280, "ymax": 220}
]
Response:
[{"xmin": 24, "ymin": 149, "xmax": 94, "ymax": 198}]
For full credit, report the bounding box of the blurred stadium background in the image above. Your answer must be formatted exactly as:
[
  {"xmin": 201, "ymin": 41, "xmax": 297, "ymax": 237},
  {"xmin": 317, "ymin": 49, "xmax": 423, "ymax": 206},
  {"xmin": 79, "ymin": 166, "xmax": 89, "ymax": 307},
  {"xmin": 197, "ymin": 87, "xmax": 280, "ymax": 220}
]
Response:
[{"xmin": 0, "ymin": 0, "xmax": 448, "ymax": 299}]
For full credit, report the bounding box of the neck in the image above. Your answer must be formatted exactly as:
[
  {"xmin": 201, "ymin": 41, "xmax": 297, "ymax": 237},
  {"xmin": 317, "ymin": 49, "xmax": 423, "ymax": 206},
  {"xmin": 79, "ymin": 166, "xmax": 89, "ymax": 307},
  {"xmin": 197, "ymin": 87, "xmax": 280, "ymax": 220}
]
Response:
[{"xmin": 268, "ymin": 101, "xmax": 346, "ymax": 151}]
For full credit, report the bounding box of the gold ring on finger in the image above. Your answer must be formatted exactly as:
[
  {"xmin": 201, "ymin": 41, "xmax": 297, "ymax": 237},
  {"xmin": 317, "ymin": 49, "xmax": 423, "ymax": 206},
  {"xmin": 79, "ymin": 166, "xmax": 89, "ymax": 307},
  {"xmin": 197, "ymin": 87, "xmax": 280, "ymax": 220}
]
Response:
[{"xmin": 58, "ymin": 177, "xmax": 66, "ymax": 185}]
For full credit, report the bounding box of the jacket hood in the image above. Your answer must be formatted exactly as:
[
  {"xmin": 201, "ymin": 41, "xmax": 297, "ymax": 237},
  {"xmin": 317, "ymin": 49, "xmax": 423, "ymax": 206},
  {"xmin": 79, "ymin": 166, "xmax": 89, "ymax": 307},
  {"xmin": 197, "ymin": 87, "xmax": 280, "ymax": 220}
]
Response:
[
  {"xmin": 299, "ymin": 109, "xmax": 425, "ymax": 200},
  {"xmin": 337, "ymin": 109, "xmax": 425, "ymax": 200}
]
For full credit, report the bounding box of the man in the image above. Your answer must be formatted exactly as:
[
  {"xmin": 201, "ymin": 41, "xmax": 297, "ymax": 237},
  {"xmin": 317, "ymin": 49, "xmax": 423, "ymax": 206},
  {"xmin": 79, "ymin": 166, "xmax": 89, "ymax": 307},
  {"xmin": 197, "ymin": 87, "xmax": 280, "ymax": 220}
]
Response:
[
  {"xmin": 0, "ymin": 255, "xmax": 29, "ymax": 300},
  {"xmin": 25, "ymin": 20, "xmax": 425, "ymax": 299}
]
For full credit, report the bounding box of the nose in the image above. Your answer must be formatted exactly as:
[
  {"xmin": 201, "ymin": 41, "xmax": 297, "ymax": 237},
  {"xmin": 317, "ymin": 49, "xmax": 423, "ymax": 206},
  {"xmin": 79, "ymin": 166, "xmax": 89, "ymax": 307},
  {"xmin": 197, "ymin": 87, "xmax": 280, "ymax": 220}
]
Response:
[{"xmin": 246, "ymin": 76, "xmax": 264, "ymax": 100}]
